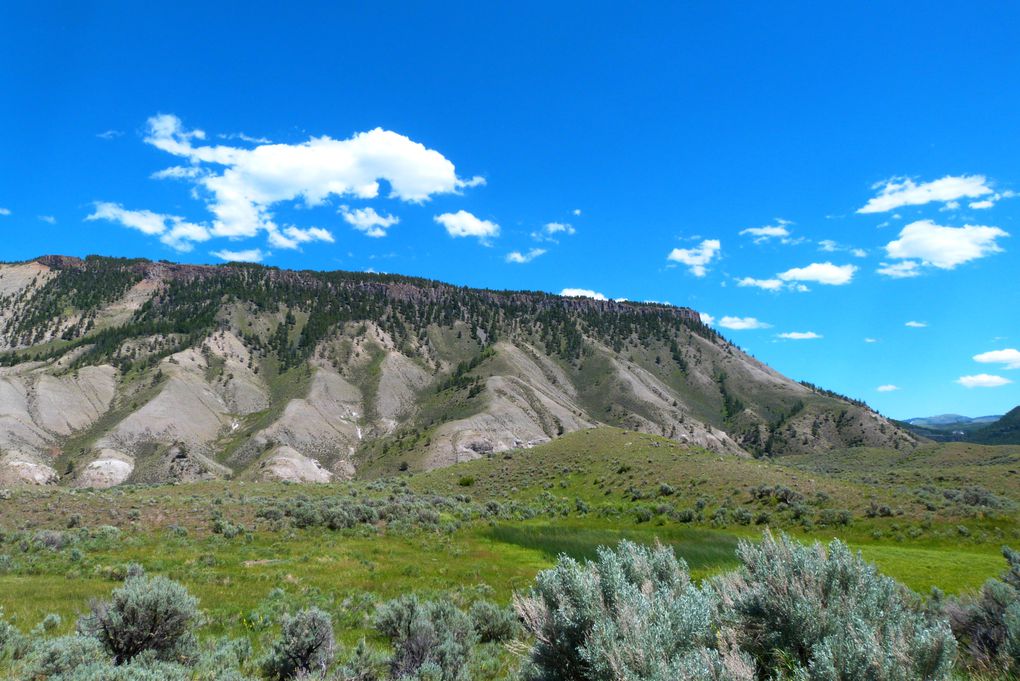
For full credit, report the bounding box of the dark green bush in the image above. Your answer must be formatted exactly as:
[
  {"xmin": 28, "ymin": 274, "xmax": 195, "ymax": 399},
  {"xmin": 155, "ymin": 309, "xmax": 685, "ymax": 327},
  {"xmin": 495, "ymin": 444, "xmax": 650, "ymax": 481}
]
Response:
[{"xmin": 261, "ymin": 607, "xmax": 335, "ymax": 680}]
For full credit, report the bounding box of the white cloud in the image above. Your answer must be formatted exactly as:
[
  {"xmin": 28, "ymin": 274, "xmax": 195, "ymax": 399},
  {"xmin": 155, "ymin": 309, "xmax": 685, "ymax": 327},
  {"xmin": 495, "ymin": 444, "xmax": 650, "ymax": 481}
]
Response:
[
  {"xmin": 778, "ymin": 331, "xmax": 822, "ymax": 340},
  {"xmin": 666, "ymin": 239, "xmax": 721, "ymax": 277},
  {"xmin": 969, "ymin": 199, "xmax": 994, "ymax": 210},
  {"xmin": 340, "ymin": 206, "xmax": 399, "ymax": 238},
  {"xmin": 86, "ymin": 202, "xmax": 211, "ymax": 252},
  {"xmin": 736, "ymin": 277, "xmax": 784, "ymax": 291},
  {"xmin": 877, "ymin": 260, "xmax": 922, "ymax": 278},
  {"xmin": 210, "ymin": 248, "xmax": 266, "ymax": 263},
  {"xmin": 38, "ymin": 215, "xmax": 56, "ymax": 224},
  {"xmin": 905, "ymin": 321, "xmax": 927, "ymax": 328},
  {"xmin": 883, "ymin": 219, "xmax": 1008, "ymax": 270},
  {"xmin": 819, "ymin": 239, "xmax": 867, "ymax": 257},
  {"xmin": 876, "ymin": 384, "xmax": 899, "ymax": 392},
  {"xmin": 572, "ymin": 208, "xmax": 582, "ymax": 216},
  {"xmin": 973, "ymin": 348, "xmax": 1020, "ymax": 370},
  {"xmin": 96, "ymin": 129, "xmax": 123, "ymax": 140},
  {"xmin": 0, "ymin": 208, "xmax": 11, "ymax": 216},
  {"xmin": 739, "ymin": 221, "xmax": 796, "ymax": 245},
  {"xmin": 560, "ymin": 288, "xmax": 607, "ymax": 301},
  {"xmin": 434, "ymin": 210, "xmax": 500, "ymax": 242},
  {"xmin": 718, "ymin": 316, "xmax": 771, "ymax": 330},
  {"xmin": 699, "ymin": 312, "xmax": 715, "ymax": 326},
  {"xmin": 267, "ymin": 225, "xmax": 335, "ymax": 250},
  {"xmin": 858, "ymin": 175, "xmax": 994, "ymax": 213},
  {"xmin": 506, "ymin": 248, "xmax": 546, "ymax": 264},
  {"xmin": 777, "ymin": 262, "xmax": 856, "ymax": 286},
  {"xmin": 864, "ymin": 338, "xmax": 879, "ymax": 343},
  {"xmin": 161, "ymin": 222, "xmax": 211, "ymax": 251},
  {"xmin": 145, "ymin": 113, "xmax": 483, "ymax": 241},
  {"xmin": 532, "ymin": 222, "xmax": 576, "ymax": 242},
  {"xmin": 957, "ymin": 374, "xmax": 1012, "ymax": 389}
]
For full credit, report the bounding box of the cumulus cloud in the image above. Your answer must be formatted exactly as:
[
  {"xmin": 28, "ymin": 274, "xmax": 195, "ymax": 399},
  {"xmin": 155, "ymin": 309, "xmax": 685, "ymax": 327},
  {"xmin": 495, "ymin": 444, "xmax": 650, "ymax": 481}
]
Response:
[
  {"xmin": 667, "ymin": 239, "xmax": 721, "ymax": 277},
  {"xmin": 144, "ymin": 113, "xmax": 483, "ymax": 242},
  {"xmin": 736, "ymin": 277, "xmax": 784, "ymax": 291},
  {"xmin": 905, "ymin": 321, "xmax": 927, "ymax": 328},
  {"xmin": 210, "ymin": 248, "xmax": 266, "ymax": 263},
  {"xmin": 718, "ymin": 316, "xmax": 771, "ymax": 330},
  {"xmin": 858, "ymin": 175, "xmax": 995, "ymax": 213},
  {"xmin": 0, "ymin": 208, "xmax": 11, "ymax": 216},
  {"xmin": 778, "ymin": 331, "xmax": 822, "ymax": 340},
  {"xmin": 699, "ymin": 312, "xmax": 715, "ymax": 326},
  {"xmin": 560, "ymin": 288, "xmax": 608, "ymax": 301},
  {"xmin": 506, "ymin": 248, "xmax": 546, "ymax": 264},
  {"xmin": 883, "ymin": 219, "xmax": 1008, "ymax": 270},
  {"xmin": 973, "ymin": 348, "xmax": 1020, "ymax": 370},
  {"xmin": 876, "ymin": 384, "xmax": 899, "ymax": 392},
  {"xmin": 340, "ymin": 206, "xmax": 399, "ymax": 238},
  {"xmin": 957, "ymin": 374, "xmax": 1012, "ymax": 388},
  {"xmin": 777, "ymin": 262, "xmax": 856, "ymax": 286},
  {"xmin": 86, "ymin": 202, "xmax": 211, "ymax": 252},
  {"xmin": 435, "ymin": 210, "xmax": 499, "ymax": 242}
]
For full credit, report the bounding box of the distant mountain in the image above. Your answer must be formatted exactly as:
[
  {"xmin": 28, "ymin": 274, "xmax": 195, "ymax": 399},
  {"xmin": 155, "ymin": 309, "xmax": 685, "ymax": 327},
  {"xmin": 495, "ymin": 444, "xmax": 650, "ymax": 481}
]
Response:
[
  {"xmin": 899, "ymin": 411, "xmax": 1017, "ymax": 444},
  {"xmin": 902, "ymin": 414, "xmax": 1003, "ymax": 429},
  {"xmin": 0, "ymin": 255, "xmax": 919, "ymax": 488}
]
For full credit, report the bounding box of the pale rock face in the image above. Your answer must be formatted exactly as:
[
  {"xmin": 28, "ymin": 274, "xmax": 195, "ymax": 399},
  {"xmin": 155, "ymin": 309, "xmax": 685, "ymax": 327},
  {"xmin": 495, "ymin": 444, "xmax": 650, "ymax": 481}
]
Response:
[
  {"xmin": 249, "ymin": 368, "xmax": 362, "ymax": 478},
  {"xmin": 256, "ymin": 445, "xmax": 333, "ymax": 483},
  {"xmin": 0, "ymin": 451, "xmax": 59, "ymax": 486},
  {"xmin": 73, "ymin": 449, "xmax": 134, "ymax": 488}
]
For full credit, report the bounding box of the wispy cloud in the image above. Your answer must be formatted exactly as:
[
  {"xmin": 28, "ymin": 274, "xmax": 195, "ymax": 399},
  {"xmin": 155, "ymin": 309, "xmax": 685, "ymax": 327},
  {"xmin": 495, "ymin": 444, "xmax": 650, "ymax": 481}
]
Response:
[
  {"xmin": 0, "ymin": 208, "xmax": 10, "ymax": 216},
  {"xmin": 506, "ymin": 248, "xmax": 546, "ymax": 264},
  {"xmin": 905, "ymin": 321, "xmax": 927, "ymax": 328},
  {"xmin": 876, "ymin": 384, "xmax": 899, "ymax": 392},
  {"xmin": 532, "ymin": 222, "xmax": 576, "ymax": 242},
  {"xmin": 858, "ymin": 175, "xmax": 996, "ymax": 213},
  {"xmin": 210, "ymin": 248, "xmax": 267, "ymax": 263},
  {"xmin": 777, "ymin": 331, "xmax": 822, "ymax": 340},
  {"xmin": 96, "ymin": 129, "xmax": 123, "ymax": 140},
  {"xmin": 38, "ymin": 215, "xmax": 56, "ymax": 224}
]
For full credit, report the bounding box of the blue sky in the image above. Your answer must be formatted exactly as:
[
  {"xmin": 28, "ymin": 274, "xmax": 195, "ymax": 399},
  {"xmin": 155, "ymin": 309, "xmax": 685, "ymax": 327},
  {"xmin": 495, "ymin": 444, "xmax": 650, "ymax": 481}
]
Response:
[{"xmin": 1, "ymin": 2, "xmax": 1018, "ymax": 419}]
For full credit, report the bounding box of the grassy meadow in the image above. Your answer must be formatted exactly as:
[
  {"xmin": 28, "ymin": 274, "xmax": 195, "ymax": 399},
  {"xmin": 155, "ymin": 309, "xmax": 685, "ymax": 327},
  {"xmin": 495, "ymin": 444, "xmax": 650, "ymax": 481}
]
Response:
[{"xmin": 1, "ymin": 427, "xmax": 1019, "ymax": 674}]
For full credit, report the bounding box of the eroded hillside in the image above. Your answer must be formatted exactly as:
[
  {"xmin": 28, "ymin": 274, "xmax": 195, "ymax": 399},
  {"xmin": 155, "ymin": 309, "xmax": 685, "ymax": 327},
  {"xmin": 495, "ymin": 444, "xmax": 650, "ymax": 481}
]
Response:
[{"xmin": 0, "ymin": 255, "xmax": 919, "ymax": 487}]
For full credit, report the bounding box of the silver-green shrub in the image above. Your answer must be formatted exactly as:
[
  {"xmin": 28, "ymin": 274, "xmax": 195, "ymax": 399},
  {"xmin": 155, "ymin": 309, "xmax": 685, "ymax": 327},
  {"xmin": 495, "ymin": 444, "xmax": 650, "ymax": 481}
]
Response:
[
  {"xmin": 723, "ymin": 531, "xmax": 956, "ymax": 680},
  {"xmin": 22, "ymin": 635, "xmax": 105, "ymax": 677},
  {"xmin": 374, "ymin": 595, "xmax": 476, "ymax": 681},
  {"xmin": 261, "ymin": 607, "xmax": 336, "ymax": 680},
  {"xmin": 514, "ymin": 540, "xmax": 753, "ymax": 681},
  {"xmin": 947, "ymin": 546, "xmax": 1020, "ymax": 675},
  {"xmin": 78, "ymin": 575, "xmax": 200, "ymax": 664}
]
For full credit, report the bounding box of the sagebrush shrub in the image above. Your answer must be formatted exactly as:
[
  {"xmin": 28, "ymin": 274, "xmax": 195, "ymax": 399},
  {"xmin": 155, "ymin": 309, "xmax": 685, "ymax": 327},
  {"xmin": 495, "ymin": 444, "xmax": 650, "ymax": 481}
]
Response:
[
  {"xmin": 514, "ymin": 540, "xmax": 753, "ymax": 681},
  {"xmin": 22, "ymin": 634, "xmax": 105, "ymax": 677},
  {"xmin": 375, "ymin": 595, "xmax": 476, "ymax": 681},
  {"xmin": 947, "ymin": 546, "xmax": 1020, "ymax": 675},
  {"xmin": 722, "ymin": 531, "xmax": 956, "ymax": 680},
  {"xmin": 78, "ymin": 575, "xmax": 199, "ymax": 664},
  {"xmin": 261, "ymin": 607, "xmax": 336, "ymax": 680},
  {"xmin": 468, "ymin": 600, "xmax": 520, "ymax": 643}
]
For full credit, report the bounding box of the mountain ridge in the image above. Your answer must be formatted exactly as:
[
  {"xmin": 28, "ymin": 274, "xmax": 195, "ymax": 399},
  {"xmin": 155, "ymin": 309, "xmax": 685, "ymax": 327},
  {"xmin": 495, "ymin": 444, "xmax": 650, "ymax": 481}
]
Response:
[{"xmin": 0, "ymin": 255, "xmax": 919, "ymax": 488}]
